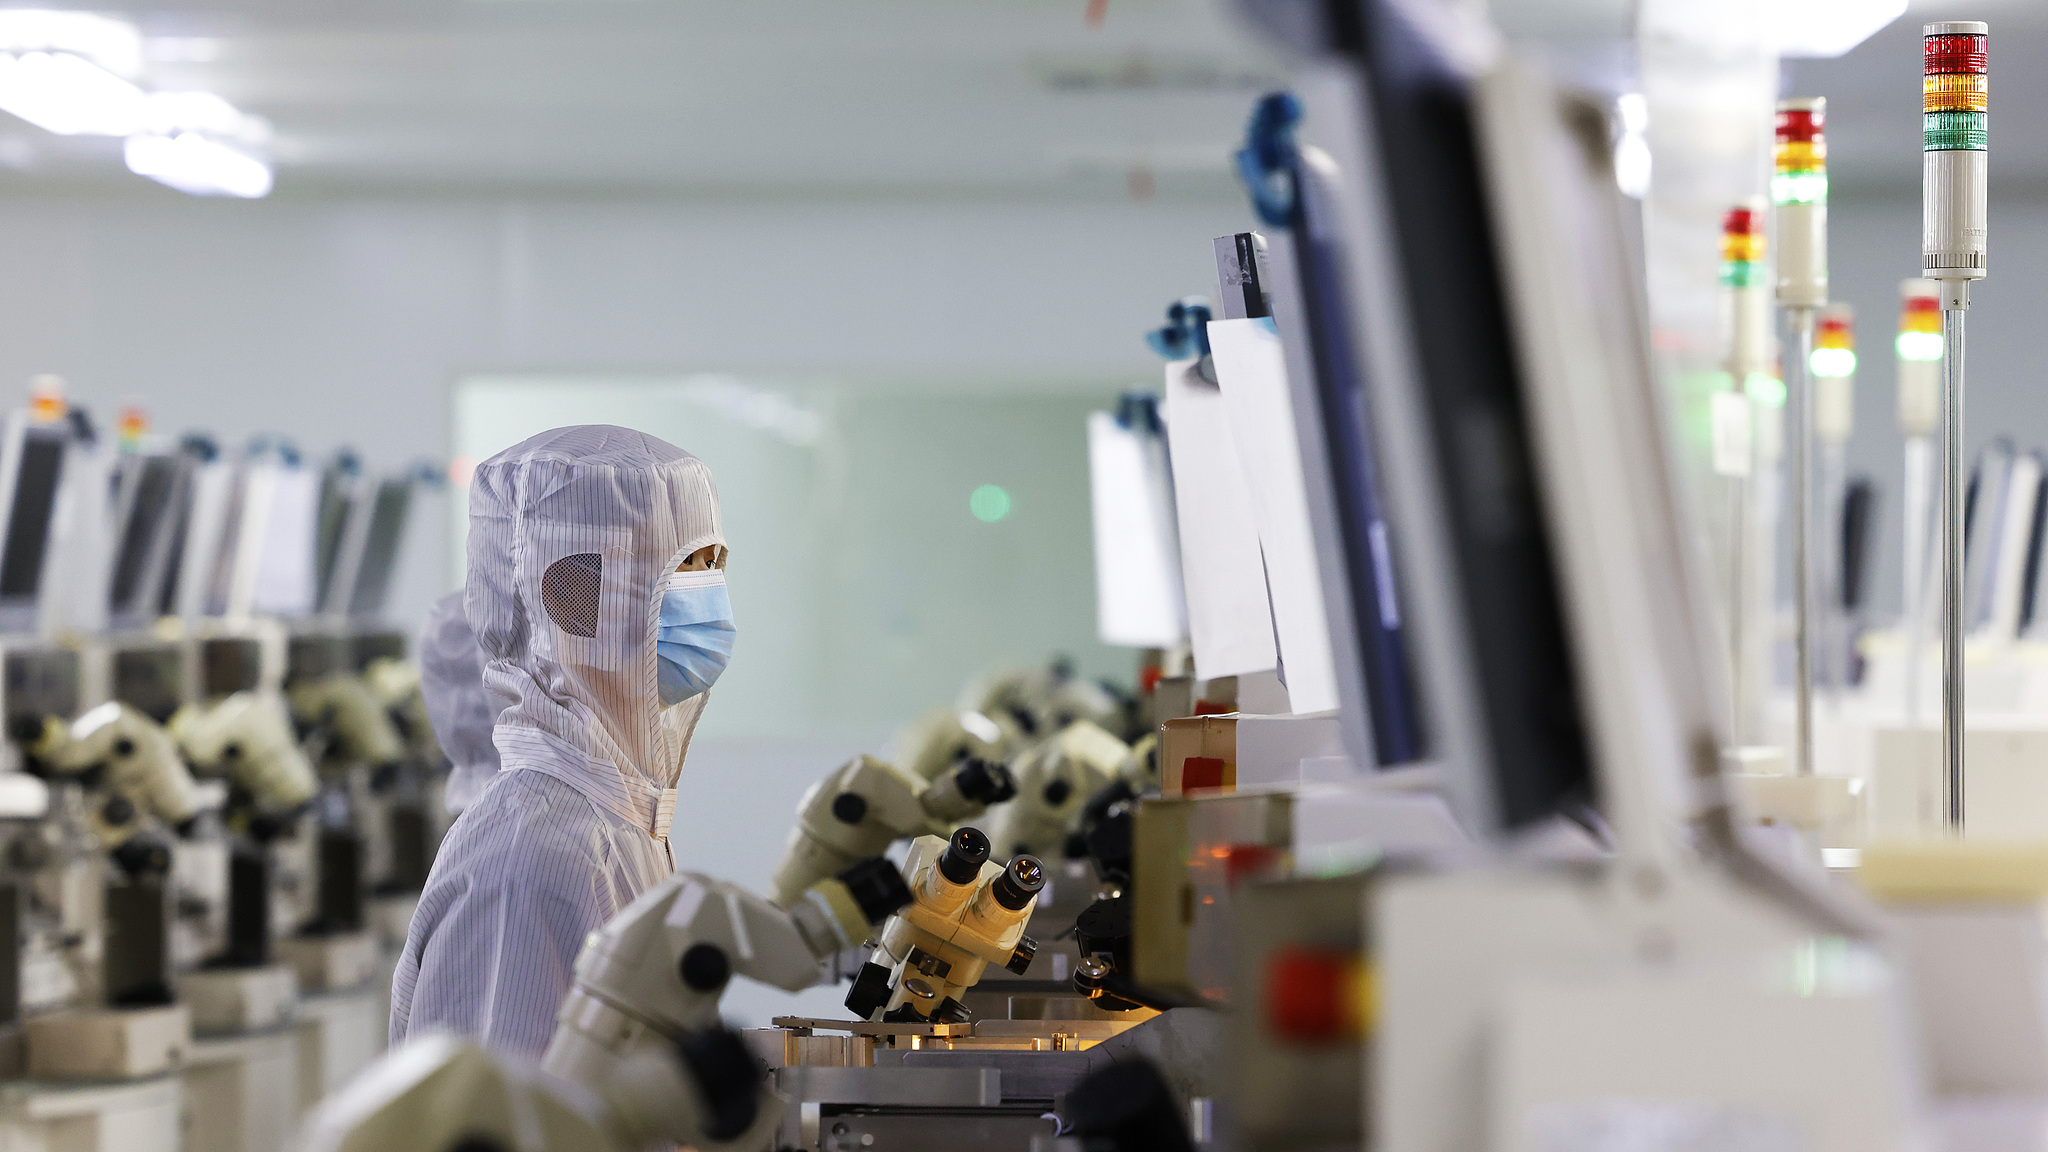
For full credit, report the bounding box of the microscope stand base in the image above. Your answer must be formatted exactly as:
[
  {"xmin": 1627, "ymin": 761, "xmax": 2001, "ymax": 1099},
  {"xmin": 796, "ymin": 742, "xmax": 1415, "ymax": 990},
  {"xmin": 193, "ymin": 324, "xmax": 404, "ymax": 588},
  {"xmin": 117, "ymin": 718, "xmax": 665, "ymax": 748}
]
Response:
[
  {"xmin": 276, "ymin": 931, "xmax": 377, "ymax": 994},
  {"xmin": 180, "ymin": 965, "xmax": 299, "ymax": 1035},
  {"xmin": 24, "ymin": 1003, "xmax": 192, "ymax": 1081}
]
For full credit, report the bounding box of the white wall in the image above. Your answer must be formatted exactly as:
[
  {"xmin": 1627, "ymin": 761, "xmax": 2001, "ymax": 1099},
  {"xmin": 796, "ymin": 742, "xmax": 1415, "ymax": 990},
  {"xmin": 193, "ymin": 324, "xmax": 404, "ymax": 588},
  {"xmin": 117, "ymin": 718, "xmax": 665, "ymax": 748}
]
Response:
[
  {"xmin": 0, "ymin": 190, "xmax": 1259, "ymax": 630},
  {"xmin": 1818, "ymin": 191, "xmax": 2048, "ymax": 621}
]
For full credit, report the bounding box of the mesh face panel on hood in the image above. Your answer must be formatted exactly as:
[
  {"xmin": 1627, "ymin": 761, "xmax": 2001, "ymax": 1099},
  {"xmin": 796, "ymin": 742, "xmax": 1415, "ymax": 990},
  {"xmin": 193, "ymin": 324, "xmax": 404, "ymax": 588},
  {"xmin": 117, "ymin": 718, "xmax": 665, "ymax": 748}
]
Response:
[{"xmin": 465, "ymin": 426, "xmax": 724, "ymax": 828}]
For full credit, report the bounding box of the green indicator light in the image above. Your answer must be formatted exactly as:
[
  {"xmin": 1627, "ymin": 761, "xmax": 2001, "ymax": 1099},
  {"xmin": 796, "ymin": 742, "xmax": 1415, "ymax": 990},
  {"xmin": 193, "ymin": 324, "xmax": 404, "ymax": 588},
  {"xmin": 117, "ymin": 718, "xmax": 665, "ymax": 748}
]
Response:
[
  {"xmin": 970, "ymin": 484, "xmax": 1012, "ymax": 523},
  {"xmin": 1810, "ymin": 347, "xmax": 1857, "ymax": 378},
  {"xmin": 1770, "ymin": 169, "xmax": 1828, "ymax": 205},
  {"xmin": 1745, "ymin": 372, "xmax": 1786, "ymax": 408},
  {"xmin": 1720, "ymin": 262, "xmax": 1766, "ymax": 289},
  {"xmin": 1896, "ymin": 331, "xmax": 1944, "ymax": 362},
  {"xmin": 1923, "ymin": 110, "xmax": 1988, "ymax": 152}
]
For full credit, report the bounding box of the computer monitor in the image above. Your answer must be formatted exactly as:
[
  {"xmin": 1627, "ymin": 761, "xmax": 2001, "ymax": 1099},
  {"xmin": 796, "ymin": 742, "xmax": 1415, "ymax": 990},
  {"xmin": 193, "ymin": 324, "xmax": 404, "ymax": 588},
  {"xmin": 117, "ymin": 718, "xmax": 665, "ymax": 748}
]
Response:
[
  {"xmin": 106, "ymin": 451, "xmax": 193, "ymax": 631},
  {"xmin": 344, "ymin": 478, "xmax": 411, "ymax": 620},
  {"xmin": 0, "ymin": 415, "xmax": 69, "ymax": 635},
  {"xmin": 313, "ymin": 452, "xmax": 360, "ymax": 613},
  {"xmin": 1271, "ymin": 0, "xmax": 1791, "ymax": 856}
]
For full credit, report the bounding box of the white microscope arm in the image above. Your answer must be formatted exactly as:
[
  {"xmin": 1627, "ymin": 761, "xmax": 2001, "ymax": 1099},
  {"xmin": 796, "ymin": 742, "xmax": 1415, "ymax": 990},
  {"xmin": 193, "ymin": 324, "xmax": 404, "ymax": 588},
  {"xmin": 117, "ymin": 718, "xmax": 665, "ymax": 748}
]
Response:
[
  {"xmin": 299, "ymin": 1030, "xmax": 763, "ymax": 1152},
  {"xmin": 542, "ymin": 858, "xmax": 913, "ymax": 1152},
  {"xmin": 169, "ymin": 691, "xmax": 319, "ymax": 819},
  {"xmin": 768, "ymin": 753, "xmax": 1014, "ymax": 907},
  {"xmin": 44, "ymin": 701, "xmax": 205, "ymax": 833}
]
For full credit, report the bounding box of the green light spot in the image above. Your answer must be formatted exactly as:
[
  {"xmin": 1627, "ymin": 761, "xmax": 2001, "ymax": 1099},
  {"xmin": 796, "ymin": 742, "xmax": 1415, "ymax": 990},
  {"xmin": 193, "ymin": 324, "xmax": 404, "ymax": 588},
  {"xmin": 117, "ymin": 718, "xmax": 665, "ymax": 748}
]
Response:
[
  {"xmin": 970, "ymin": 485, "xmax": 1012, "ymax": 522},
  {"xmin": 1897, "ymin": 331, "xmax": 1944, "ymax": 362},
  {"xmin": 1770, "ymin": 169, "xmax": 1828, "ymax": 206},
  {"xmin": 1810, "ymin": 347, "xmax": 1857, "ymax": 378},
  {"xmin": 1745, "ymin": 372, "xmax": 1786, "ymax": 408}
]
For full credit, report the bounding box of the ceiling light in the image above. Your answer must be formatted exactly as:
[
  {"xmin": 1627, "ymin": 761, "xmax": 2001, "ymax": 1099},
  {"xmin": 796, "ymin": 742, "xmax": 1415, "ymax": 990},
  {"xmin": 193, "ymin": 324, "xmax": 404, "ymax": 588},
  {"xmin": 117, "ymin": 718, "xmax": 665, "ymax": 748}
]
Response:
[
  {"xmin": 0, "ymin": 50, "xmax": 143, "ymax": 135},
  {"xmin": 124, "ymin": 132, "xmax": 271, "ymax": 197},
  {"xmin": 144, "ymin": 90, "xmax": 269, "ymax": 145},
  {"xmin": 0, "ymin": 10, "xmax": 139, "ymax": 76}
]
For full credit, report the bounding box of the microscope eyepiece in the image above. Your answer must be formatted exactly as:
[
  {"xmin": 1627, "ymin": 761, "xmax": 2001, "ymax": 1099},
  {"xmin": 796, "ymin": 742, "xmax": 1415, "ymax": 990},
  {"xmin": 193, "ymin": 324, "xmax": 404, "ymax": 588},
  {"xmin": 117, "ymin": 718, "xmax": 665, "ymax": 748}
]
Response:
[
  {"xmin": 955, "ymin": 758, "xmax": 1017, "ymax": 805},
  {"xmin": 991, "ymin": 855, "xmax": 1046, "ymax": 911},
  {"xmin": 939, "ymin": 827, "xmax": 991, "ymax": 885}
]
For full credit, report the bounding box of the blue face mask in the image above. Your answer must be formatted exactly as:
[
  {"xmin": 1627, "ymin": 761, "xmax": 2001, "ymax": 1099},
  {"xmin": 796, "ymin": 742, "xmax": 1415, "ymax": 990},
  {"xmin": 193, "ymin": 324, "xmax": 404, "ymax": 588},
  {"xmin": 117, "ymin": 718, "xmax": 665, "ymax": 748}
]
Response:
[{"xmin": 656, "ymin": 569, "xmax": 735, "ymax": 706}]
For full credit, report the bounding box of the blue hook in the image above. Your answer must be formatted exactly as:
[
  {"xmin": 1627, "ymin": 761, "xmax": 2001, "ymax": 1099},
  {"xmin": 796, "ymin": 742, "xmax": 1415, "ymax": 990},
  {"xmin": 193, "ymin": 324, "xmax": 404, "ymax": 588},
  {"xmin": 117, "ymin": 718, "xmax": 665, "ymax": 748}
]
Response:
[
  {"xmin": 1144, "ymin": 296, "xmax": 1214, "ymax": 361},
  {"xmin": 1234, "ymin": 90, "xmax": 1303, "ymax": 228}
]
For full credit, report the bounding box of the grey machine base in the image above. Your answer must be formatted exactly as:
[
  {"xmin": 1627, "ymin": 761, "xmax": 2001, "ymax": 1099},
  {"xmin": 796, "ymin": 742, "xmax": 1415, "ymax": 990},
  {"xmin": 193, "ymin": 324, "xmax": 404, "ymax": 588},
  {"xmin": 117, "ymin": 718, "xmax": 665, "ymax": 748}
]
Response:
[{"xmin": 770, "ymin": 1008, "xmax": 1223, "ymax": 1152}]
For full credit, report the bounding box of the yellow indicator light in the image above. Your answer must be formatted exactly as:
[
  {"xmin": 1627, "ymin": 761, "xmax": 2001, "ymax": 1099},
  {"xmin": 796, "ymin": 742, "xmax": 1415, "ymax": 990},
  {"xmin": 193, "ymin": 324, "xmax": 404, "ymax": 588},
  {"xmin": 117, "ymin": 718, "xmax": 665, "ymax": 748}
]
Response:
[{"xmin": 1924, "ymin": 72, "xmax": 1988, "ymax": 113}]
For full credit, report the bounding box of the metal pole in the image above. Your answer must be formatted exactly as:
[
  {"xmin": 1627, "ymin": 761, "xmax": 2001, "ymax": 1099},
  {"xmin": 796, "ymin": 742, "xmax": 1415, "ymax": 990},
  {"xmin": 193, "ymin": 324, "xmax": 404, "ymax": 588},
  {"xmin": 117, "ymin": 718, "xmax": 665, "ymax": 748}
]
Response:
[
  {"xmin": 1729, "ymin": 476, "xmax": 1748, "ymax": 744},
  {"xmin": 1943, "ymin": 305, "xmax": 1967, "ymax": 831},
  {"xmin": 1792, "ymin": 309, "xmax": 1817, "ymax": 776}
]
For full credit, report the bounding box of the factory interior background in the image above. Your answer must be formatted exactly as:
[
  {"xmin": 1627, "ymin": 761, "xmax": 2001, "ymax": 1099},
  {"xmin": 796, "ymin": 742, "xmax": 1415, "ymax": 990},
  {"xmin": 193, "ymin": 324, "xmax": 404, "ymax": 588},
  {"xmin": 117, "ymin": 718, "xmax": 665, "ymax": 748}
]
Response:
[{"xmin": 0, "ymin": 0, "xmax": 2038, "ymax": 1023}]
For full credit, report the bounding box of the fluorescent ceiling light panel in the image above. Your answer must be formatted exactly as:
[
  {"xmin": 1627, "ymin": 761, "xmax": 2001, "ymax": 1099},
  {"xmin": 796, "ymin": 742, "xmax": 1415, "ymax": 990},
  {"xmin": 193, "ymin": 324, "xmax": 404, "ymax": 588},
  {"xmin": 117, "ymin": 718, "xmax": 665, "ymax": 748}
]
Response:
[
  {"xmin": 144, "ymin": 90, "xmax": 269, "ymax": 144},
  {"xmin": 0, "ymin": 10, "xmax": 140, "ymax": 76},
  {"xmin": 124, "ymin": 132, "xmax": 271, "ymax": 197},
  {"xmin": 1776, "ymin": 0, "xmax": 1906, "ymax": 58},
  {"xmin": 0, "ymin": 50, "xmax": 143, "ymax": 135}
]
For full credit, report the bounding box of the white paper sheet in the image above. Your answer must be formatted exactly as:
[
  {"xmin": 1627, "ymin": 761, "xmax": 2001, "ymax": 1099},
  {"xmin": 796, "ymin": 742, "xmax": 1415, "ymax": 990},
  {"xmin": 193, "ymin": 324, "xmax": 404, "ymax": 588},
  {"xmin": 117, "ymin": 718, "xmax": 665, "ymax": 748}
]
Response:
[
  {"xmin": 1087, "ymin": 409, "xmax": 1187, "ymax": 648},
  {"xmin": 1207, "ymin": 318, "xmax": 1341, "ymax": 713},
  {"xmin": 1163, "ymin": 358, "xmax": 1277, "ymax": 679}
]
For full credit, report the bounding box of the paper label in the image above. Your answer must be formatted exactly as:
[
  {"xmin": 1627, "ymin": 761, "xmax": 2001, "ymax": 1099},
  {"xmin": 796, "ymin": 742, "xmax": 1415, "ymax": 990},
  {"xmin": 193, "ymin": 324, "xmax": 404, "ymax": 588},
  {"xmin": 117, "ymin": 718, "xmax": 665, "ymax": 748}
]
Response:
[{"xmin": 1711, "ymin": 392, "xmax": 1752, "ymax": 478}]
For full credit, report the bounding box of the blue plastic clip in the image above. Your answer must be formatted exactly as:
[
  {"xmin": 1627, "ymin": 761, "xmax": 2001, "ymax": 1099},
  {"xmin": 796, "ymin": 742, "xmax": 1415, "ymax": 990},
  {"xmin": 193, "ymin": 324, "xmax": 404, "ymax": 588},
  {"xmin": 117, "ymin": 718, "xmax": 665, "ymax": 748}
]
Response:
[
  {"xmin": 1145, "ymin": 296, "xmax": 1214, "ymax": 361},
  {"xmin": 1114, "ymin": 391, "xmax": 1164, "ymax": 435},
  {"xmin": 1234, "ymin": 91, "xmax": 1303, "ymax": 228}
]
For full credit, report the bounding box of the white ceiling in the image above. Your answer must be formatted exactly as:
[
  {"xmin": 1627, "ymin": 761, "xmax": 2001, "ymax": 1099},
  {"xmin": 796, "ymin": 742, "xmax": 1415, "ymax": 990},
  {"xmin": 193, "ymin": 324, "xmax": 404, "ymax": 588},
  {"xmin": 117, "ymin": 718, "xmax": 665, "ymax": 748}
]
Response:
[
  {"xmin": 0, "ymin": 0, "xmax": 1289, "ymax": 197},
  {"xmin": 0, "ymin": 0, "xmax": 2037, "ymax": 199}
]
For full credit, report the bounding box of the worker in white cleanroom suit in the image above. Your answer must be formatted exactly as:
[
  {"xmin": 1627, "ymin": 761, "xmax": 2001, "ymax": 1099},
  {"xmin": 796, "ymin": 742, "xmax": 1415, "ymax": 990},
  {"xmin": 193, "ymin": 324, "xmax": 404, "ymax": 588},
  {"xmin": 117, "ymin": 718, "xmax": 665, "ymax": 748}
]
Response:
[
  {"xmin": 389, "ymin": 426, "xmax": 735, "ymax": 1056},
  {"xmin": 417, "ymin": 590, "xmax": 501, "ymax": 815}
]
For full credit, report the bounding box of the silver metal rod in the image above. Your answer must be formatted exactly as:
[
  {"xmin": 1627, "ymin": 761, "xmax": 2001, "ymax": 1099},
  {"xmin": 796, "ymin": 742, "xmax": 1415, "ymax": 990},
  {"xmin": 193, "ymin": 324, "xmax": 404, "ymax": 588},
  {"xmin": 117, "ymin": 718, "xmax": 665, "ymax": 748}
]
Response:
[
  {"xmin": 1791, "ymin": 309, "xmax": 1817, "ymax": 777},
  {"xmin": 1729, "ymin": 475, "xmax": 1748, "ymax": 745},
  {"xmin": 1943, "ymin": 306, "xmax": 1967, "ymax": 831}
]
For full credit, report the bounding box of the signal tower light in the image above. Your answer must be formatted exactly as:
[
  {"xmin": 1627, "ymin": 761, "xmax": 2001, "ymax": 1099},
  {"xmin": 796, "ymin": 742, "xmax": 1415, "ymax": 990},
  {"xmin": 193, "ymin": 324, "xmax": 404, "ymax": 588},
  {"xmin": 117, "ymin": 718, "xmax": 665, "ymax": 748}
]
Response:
[{"xmin": 1923, "ymin": 21, "xmax": 1989, "ymax": 834}]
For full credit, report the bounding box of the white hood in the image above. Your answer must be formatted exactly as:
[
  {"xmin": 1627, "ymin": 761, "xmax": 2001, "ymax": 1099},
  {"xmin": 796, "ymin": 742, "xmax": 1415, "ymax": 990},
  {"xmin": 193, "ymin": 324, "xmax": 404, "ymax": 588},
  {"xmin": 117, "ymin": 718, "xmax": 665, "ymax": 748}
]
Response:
[
  {"xmin": 466, "ymin": 426, "xmax": 723, "ymax": 832},
  {"xmin": 418, "ymin": 589, "xmax": 500, "ymax": 813}
]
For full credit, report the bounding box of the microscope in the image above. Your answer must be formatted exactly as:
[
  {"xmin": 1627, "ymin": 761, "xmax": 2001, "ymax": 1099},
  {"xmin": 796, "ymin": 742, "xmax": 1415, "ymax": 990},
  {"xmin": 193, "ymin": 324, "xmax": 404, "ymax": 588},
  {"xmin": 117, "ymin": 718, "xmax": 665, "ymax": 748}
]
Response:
[
  {"xmin": 169, "ymin": 653, "xmax": 319, "ymax": 1027},
  {"xmin": 768, "ymin": 753, "xmax": 1015, "ymax": 908},
  {"xmin": 981, "ymin": 718, "xmax": 1133, "ymax": 862},
  {"xmin": 959, "ymin": 659, "xmax": 1124, "ymax": 746},
  {"xmin": 893, "ymin": 706, "xmax": 1019, "ymax": 784},
  {"xmin": 844, "ymin": 827, "xmax": 1044, "ymax": 1024},
  {"xmin": 541, "ymin": 857, "xmax": 913, "ymax": 1146}
]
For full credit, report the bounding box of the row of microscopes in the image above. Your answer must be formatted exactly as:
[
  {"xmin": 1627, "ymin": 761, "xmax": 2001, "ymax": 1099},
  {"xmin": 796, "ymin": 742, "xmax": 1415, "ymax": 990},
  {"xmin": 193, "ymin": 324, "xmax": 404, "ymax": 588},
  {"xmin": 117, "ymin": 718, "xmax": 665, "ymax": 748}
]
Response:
[{"xmin": 0, "ymin": 381, "xmax": 446, "ymax": 1152}]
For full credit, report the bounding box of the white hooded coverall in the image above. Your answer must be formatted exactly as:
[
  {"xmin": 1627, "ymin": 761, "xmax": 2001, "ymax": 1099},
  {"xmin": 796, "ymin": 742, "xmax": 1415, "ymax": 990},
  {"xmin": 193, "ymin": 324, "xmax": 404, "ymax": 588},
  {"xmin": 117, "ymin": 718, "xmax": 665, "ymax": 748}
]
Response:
[
  {"xmin": 390, "ymin": 426, "xmax": 721, "ymax": 1057},
  {"xmin": 417, "ymin": 589, "xmax": 501, "ymax": 815}
]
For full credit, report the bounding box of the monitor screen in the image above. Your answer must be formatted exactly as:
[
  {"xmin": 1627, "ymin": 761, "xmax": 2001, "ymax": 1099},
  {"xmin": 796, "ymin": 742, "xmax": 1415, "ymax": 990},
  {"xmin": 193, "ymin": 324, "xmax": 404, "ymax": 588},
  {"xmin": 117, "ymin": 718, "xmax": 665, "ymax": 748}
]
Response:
[
  {"xmin": 314, "ymin": 465, "xmax": 355, "ymax": 611},
  {"xmin": 0, "ymin": 432, "xmax": 66, "ymax": 601},
  {"xmin": 108, "ymin": 454, "xmax": 184, "ymax": 616},
  {"xmin": 347, "ymin": 480, "xmax": 410, "ymax": 617},
  {"xmin": 154, "ymin": 484, "xmax": 191, "ymax": 618}
]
